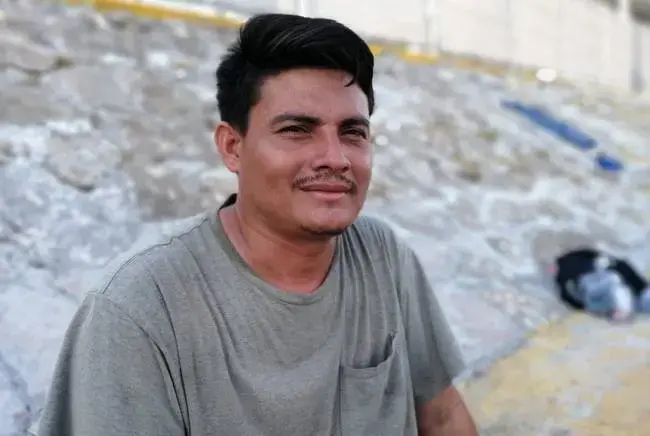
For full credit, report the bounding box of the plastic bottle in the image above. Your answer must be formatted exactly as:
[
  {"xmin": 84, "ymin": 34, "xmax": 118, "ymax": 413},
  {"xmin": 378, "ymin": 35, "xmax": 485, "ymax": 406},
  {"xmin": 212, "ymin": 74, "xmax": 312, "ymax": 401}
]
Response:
[{"xmin": 580, "ymin": 255, "xmax": 634, "ymax": 321}]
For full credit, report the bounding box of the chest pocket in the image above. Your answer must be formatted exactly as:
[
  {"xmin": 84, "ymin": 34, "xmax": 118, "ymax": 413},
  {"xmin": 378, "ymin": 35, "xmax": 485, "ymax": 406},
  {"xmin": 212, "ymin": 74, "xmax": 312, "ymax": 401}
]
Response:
[{"xmin": 338, "ymin": 330, "xmax": 415, "ymax": 436}]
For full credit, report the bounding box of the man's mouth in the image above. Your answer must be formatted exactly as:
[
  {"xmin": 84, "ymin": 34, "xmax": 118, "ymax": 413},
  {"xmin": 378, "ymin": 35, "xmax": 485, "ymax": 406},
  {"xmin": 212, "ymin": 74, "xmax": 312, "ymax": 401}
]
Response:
[
  {"xmin": 300, "ymin": 182, "xmax": 351, "ymax": 193},
  {"xmin": 299, "ymin": 182, "xmax": 351, "ymax": 200}
]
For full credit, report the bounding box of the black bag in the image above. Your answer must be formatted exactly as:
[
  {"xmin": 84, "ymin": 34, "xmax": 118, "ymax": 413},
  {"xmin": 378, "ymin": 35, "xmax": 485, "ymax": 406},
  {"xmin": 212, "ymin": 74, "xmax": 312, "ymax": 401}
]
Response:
[{"xmin": 553, "ymin": 248, "xmax": 647, "ymax": 310}]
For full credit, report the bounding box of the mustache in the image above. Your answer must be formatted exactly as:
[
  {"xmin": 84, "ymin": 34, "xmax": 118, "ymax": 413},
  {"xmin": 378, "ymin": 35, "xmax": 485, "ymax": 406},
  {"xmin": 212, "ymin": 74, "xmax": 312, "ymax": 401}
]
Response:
[{"xmin": 293, "ymin": 172, "xmax": 357, "ymax": 192}]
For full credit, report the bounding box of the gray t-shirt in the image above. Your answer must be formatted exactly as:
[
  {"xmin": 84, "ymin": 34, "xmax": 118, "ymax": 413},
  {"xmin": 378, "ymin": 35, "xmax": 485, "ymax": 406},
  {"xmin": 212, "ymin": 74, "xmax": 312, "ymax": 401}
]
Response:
[{"xmin": 38, "ymin": 198, "xmax": 464, "ymax": 436}]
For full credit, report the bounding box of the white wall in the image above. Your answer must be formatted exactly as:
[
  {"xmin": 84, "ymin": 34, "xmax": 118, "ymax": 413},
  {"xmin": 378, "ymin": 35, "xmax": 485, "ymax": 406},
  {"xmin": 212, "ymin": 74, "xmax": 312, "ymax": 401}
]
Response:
[
  {"xmin": 278, "ymin": 0, "xmax": 429, "ymax": 46},
  {"xmin": 274, "ymin": 0, "xmax": 650, "ymax": 93}
]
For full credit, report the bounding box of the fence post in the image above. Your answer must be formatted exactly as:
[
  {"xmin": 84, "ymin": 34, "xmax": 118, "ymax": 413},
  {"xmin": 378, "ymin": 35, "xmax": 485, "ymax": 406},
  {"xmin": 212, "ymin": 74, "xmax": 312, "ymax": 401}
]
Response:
[
  {"xmin": 422, "ymin": 0, "xmax": 430, "ymax": 54},
  {"xmin": 556, "ymin": 0, "xmax": 563, "ymax": 78},
  {"xmin": 505, "ymin": 0, "xmax": 515, "ymax": 79},
  {"xmin": 617, "ymin": 0, "xmax": 642, "ymax": 92},
  {"xmin": 631, "ymin": 18, "xmax": 644, "ymax": 92},
  {"xmin": 422, "ymin": 0, "xmax": 441, "ymax": 55},
  {"xmin": 600, "ymin": 2, "xmax": 611, "ymax": 87},
  {"xmin": 296, "ymin": 0, "xmax": 309, "ymax": 15}
]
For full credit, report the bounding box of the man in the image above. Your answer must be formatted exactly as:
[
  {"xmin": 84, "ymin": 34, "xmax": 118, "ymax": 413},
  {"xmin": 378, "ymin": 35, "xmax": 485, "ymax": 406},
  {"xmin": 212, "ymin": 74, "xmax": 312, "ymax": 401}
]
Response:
[{"xmin": 38, "ymin": 13, "xmax": 477, "ymax": 436}]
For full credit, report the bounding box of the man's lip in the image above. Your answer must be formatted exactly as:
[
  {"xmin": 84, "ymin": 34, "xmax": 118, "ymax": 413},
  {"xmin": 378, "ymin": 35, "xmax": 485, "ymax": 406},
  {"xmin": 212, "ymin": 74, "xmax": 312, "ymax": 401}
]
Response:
[{"xmin": 299, "ymin": 183, "xmax": 351, "ymax": 193}]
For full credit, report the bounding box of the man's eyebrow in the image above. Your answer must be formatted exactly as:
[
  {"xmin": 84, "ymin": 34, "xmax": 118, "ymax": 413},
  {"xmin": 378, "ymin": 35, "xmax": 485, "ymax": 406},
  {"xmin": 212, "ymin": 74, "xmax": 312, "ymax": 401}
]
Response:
[
  {"xmin": 270, "ymin": 114, "xmax": 370, "ymax": 129},
  {"xmin": 270, "ymin": 113, "xmax": 321, "ymax": 127},
  {"xmin": 340, "ymin": 116, "xmax": 370, "ymax": 129}
]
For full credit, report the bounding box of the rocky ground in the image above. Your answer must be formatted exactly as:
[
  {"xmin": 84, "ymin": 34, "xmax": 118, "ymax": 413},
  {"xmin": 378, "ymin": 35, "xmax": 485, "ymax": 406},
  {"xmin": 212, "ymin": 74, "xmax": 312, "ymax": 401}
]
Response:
[{"xmin": 2, "ymin": 0, "xmax": 650, "ymax": 434}]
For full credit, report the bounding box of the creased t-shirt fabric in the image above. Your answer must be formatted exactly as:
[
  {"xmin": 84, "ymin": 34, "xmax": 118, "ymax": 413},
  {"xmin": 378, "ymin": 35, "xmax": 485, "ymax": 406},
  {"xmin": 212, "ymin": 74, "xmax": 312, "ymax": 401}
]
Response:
[{"xmin": 38, "ymin": 197, "xmax": 465, "ymax": 436}]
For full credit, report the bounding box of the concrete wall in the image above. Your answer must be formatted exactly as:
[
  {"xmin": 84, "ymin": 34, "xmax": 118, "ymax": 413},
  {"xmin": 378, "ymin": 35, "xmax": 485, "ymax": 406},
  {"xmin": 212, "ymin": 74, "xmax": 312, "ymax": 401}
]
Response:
[{"xmin": 273, "ymin": 0, "xmax": 650, "ymax": 93}]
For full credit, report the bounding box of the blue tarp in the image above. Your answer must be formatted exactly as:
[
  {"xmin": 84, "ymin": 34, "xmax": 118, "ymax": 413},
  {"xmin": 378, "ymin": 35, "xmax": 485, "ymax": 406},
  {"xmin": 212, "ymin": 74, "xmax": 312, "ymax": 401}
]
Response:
[
  {"xmin": 501, "ymin": 99, "xmax": 597, "ymax": 151},
  {"xmin": 502, "ymin": 99, "xmax": 625, "ymax": 173},
  {"xmin": 595, "ymin": 152, "xmax": 624, "ymax": 173}
]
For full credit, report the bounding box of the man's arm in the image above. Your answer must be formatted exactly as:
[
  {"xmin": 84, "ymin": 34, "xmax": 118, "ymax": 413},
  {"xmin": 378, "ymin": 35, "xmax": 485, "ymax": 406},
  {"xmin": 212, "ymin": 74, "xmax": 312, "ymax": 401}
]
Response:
[
  {"xmin": 38, "ymin": 291, "xmax": 185, "ymax": 436},
  {"xmin": 396, "ymin": 242, "xmax": 478, "ymax": 435},
  {"xmin": 416, "ymin": 385, "xmax": 478, "ymax": 435}
]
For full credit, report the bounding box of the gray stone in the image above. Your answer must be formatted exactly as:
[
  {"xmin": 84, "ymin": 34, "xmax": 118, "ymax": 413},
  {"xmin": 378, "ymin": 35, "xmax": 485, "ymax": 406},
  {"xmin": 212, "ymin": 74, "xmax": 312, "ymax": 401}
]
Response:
[
  {"xmin": 42, "ymin": 64, "xmax": 140, "ymax": 113},
  {"xmin": 0, "ymin": 364, "xmax": 28, "ymax": 436},
  {"xmin": 0, "ymin": 140, "xmax": 15, "ymax": 165},
  {"xmin": 0, "ymin": 32, "xmax": 63, "ymax": 74},
  {"xmin": 43, "ymin": 135, "xmax": 122, "ymax": 191}
]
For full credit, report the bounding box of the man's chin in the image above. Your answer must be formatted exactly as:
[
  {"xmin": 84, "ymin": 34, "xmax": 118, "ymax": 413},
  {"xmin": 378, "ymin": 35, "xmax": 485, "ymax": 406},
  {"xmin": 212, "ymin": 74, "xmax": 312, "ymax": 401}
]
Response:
[
  {"xmin": 294, "ymin": 205, "xmax": 360, "ymax": 238},
  {"xmin": 298, "ymin": 217, "xmax": 353, "ymax": 238},
  {"xmin": 301, "ymin": 225, "xmax": 348, "ymax": 238}
]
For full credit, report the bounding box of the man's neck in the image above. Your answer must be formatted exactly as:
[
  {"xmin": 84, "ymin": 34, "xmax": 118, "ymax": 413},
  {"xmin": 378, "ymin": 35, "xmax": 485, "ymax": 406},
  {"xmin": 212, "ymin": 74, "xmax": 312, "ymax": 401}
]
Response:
[{"xmin": 219, "ymin": 205, "xmax": 337, "ymax": 294}]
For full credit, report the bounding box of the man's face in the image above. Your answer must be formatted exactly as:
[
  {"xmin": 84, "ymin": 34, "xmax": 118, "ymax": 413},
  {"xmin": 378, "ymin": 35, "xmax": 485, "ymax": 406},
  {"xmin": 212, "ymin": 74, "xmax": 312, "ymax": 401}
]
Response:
[{"xmin": 218, "ymin": 68, "xmax": 372, "ymax": 238}]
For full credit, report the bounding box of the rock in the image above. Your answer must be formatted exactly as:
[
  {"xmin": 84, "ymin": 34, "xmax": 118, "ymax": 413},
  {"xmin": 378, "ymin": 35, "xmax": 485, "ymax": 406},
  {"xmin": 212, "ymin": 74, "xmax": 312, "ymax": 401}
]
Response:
[
  {"xmin": 43, "ymin": 135, "xmax": 122, "ymax": 191},
  {"xmin": 0, "ymin": 32, "xmax": 71, "ymax": 74},
  {"xmin": 456, "ymin": 160, "xmax": 483, "ymax": 183},
  {"xmin": 0, "ymin": 366, "xmax": 28, "ymax": 436},
  {"xmin": 146, "ymin": 50, "xmax": 172, "ymax": 69},
  {"xmin": 42, "ymin": 64, "xmax": 140, "ymax": 113},
  {"xmin": 200, "ymin": 167, "xmax": 237, "ymax": 197},
  {"xmin": 0, "ymin": 140, "xmax": 14, "ymax": 165}
]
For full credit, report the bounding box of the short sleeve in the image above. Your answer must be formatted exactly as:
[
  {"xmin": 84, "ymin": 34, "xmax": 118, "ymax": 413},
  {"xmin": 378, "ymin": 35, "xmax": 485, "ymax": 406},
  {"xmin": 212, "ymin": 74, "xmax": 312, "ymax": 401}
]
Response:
[
  {"xmin": 37, "ymin": 292, "xmax": 185, "ymax": 436},
  {"xmin": 398, "ymin": 244, "xmax": 465, "ymax": 406}
]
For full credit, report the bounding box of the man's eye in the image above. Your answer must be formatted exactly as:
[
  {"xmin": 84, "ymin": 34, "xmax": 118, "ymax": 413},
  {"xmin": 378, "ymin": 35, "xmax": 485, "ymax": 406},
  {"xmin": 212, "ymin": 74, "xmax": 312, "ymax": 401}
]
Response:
[
  {"xmin": 343, "ymin": 129, "xmax": 368, "ymax": 139},
  {"xmin": 278, "ymin": 125, "xmax": 310, "ymax": 134}
]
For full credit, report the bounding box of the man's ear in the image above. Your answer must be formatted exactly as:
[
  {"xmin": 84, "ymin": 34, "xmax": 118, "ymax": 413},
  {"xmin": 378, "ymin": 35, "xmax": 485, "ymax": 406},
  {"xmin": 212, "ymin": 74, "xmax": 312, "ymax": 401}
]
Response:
[{"xmin": 214, "ymin": 121, "xmax": 242, "ymax": 174}]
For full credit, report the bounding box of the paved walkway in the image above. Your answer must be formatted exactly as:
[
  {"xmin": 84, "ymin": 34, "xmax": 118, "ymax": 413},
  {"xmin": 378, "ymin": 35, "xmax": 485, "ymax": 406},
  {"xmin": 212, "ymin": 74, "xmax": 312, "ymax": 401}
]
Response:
[{"xmin": 460, "ymin": 314, "xmax": 650, "ymax": 435}]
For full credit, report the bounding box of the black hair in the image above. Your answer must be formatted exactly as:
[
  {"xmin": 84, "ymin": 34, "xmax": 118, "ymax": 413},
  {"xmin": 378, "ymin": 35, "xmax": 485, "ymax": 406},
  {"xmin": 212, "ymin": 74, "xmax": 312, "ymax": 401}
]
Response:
[{"xmin": 216, "ymin": 13, "xmax": 375, "ymax": 133}]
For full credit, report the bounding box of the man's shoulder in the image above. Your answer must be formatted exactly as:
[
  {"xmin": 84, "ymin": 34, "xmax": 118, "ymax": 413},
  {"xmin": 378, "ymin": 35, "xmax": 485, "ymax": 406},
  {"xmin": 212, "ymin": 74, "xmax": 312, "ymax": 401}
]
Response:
[{"xmin": 87, "ymin": 213, "xmax": 212, "ymax": 310}]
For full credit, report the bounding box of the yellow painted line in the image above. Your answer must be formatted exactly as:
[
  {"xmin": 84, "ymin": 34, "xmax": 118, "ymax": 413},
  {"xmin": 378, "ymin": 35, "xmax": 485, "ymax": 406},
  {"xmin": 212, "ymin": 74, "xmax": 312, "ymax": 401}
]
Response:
[
  {"xmin": 57, "ymin": 0, "xmax": 549, "ymax": 77},
  {"xmin": 57, "ymin": 0, "xmax": 489, "ymax": 70},
  {"xmin": 61, "ymin": 0, "xmax": 445, "ymax": 66},
  {"xmin": 65, "ymin": 0, "xmax": 245, "ymax": 28},
  {"xmin": 396, "ymin": 50, "xmax": 439, "ymax": 64},
  {"xmin": 60, "ymin": 0, "xmax": 546, "ymax": 74},
  {"xmin": 369, "ymin": 44, "xmax": 440, "ymax": 64},
  {"xmin": 368, "ymin": 44, "xmax": 385, "ymax": 56}
]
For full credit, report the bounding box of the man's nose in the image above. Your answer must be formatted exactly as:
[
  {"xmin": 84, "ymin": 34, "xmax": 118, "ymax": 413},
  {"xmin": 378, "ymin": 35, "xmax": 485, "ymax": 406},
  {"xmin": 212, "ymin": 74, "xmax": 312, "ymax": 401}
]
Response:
[{"xmin": 312, "ymin": 130, "xmax": 350, "ymax": 171}]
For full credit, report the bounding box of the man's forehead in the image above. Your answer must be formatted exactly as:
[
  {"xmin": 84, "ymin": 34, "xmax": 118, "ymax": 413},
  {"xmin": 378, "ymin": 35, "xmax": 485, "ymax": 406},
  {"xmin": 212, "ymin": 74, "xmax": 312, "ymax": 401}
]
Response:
[{"xmin": 256, "ymin": 69, "xmax": 369, "ymax": 121}]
